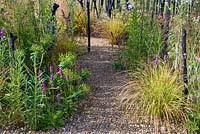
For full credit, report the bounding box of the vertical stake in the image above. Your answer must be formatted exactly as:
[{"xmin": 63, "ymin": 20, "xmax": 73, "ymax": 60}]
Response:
[
  {"xmin": 10, "ymin": 33, "xmax": 17, "ymax": 65},
  {"xmin": 51, "ymin": 3, "xmax": 59, "ymax": 35},
  {"xmin": 87, "ymin": 0, "xmax": 91, "ymax": 52},
  {"xmin": 182, "ymin": 28, "xmax": 188, "ymax": 95}
]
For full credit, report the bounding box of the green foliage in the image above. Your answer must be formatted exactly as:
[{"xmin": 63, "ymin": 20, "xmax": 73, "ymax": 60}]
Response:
[
  {"xmin": 0, "ymin": 1, "xmax": 90, "ymax": 130},
  {"xmin": 59, "ymin": 52, "xmax": 76, "ymax": 69},
  {"xmin": 1, "ymin": 0, "xmax": 54, "ymax": 66},
  {"xmin": 80, "ymin": 68, "xmax": 91, "ymax": 80},
  {"xmin": 23, "ymin": 52, "xmax": 90, "ymax": 130},
  {"xmin": 120, "ymin": 64, "xmax": 193, "ymax": 131},
  {"xmin": 47, "ymin": 36, "xmax": 78, "ymax": 67},
  {"xmin": 119, "ymin": 10, "xmax": 161, "ymax": 69},
  {"xmin": 0, "ymin": 50, "xmax": 26, "ymax": 126}
]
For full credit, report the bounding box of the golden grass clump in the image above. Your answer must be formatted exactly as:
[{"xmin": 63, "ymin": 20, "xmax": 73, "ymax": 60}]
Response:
[
  {"xmin": 119, "ymin": 64, "xmax": 193, "ymax": 133},
  {"xmin": 104, "ymin": 18, "xmax": 127, "ymax": 47}
]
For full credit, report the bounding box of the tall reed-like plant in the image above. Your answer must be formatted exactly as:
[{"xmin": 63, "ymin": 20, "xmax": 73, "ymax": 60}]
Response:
[
  {"xmin": 118, "ymin": 10, "xmax": 161, "ymax": 69},
  {"xmin": 0, "ymin": 50, "xmax": 26, "ymax": 126}
]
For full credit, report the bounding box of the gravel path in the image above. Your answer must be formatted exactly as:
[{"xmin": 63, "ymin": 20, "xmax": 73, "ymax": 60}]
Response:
[{"xmin": 54, "ymin": 38, "xmax": 153, "ymax": 134}]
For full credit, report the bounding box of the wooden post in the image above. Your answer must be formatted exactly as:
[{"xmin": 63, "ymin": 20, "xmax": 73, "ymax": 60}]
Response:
[
  {"xmin": 51, "ymin": 3, "xmax": 59, "ymax": 35},
  {"xmin": 182, "ymin": 28, "xmax": 188, "ymax": 95},
  {"xmin": 10, "ymin": 33, "xmax": 17, "ymax": 64},
  {"xmin": 125, "ymin": 0, "xmax": 128, "ymax": 10},
  {"xmin": 108, "ymin": 0, "xmax": 112, "ymax": 18},
  {"xmin": 87, "ymin": 0, "xmax": 91, "ymax": 52},
  {"xmin": 117, "ymin": 0, "xmax": 121, "ymax": 12},
  {"xmin": 93, "ymin": 0, "xmax": 99, "ymax": 18},
  {"xmin": 162, "ymin": 0, "xmax": 170, "ymax": 58},
  {"xmin": 78, "ymin": 0, "xmax": 84, "ymax": 8}
]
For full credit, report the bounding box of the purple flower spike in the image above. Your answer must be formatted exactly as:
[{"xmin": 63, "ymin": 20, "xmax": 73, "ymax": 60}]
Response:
[
  {"xmin": 50, "ymin": 74, "xmax": 54, "ymax": 81},
  {"xmin": 0, "ymin": 28, "xmax": 6, "ymax": 37},
  {"xmin": 147, "ymin": 57, "xmax": 150, "ymax": 64},
  {"xmin": 50, "ymin": 66, "xmax": 53, "ymax": 73},
  {"xmin": 190, "ymin": 96, "xmax": 195, "ymax": 102},
  {"xmin": 39, "ymin": 69, "xmax": 42, "ymax": 75},
  {"xmin": 66, "ymin": 75, "xmax": 70, "ymax": 81},
  {"xmin": 42, "ymin": 83, "xmax": 47, "ymax": 93},
  {"xmin": 56, "ymin": 93, "xmax": 61, "ymax": 101},
  {"xmin": 56, "ymin": 66, "xmax": 59, "ymax": 73},
  {"xmin": 38, "ymin": 69, "xmax": 43, "ymax": 81},
  {"xmin": 39, "ymin": 77, "xmax": 42, "ymax": 81},
  {"xmin": 197, "ymin": 76, "xmax": 200, "ymax": 81},
  {"xmin": 58, "ymin": 68, "xmax": 63, "ymax": 76},
  {"xmin": 110, "ymin": 32, "xmax": 113, "ymax": 37},
  {"xmin": 164, "ymin": 54, "xmax": 167, "ymax": 62},
  {"xmin": 154, "ymin": 55, "xmax": 159, "ymax": 67},
  {"xmin": 123, "ymin": 32, "xmax": 129, "ymax": 40},
  {"xmin": 116, "ymin": 35, "xmax": 121, "ymax": 42}
]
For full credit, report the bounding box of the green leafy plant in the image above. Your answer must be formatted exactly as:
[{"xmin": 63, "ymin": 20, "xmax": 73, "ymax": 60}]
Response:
[
  {"xmin": 59, "ymin": 52, "xmax": 76, "ymax": 69},
  {"xmin": 119, "ymin": 10, "xmax": 161, "ymax": 69},
  {"xmin": 0, "ymin": 50, "xmax": 26, "ymax": 127},
  {"xmin": 80, "ymin": 68, "xmax": 91, "ymax": 80}
]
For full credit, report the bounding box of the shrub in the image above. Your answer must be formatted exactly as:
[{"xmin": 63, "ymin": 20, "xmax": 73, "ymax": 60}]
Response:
[
  {"xmin": 47, "ymin": 36, "xmax": 78, "ymax": 67},
  {"xmin": 119, "ymin": 64, "xmax": 193, "ymax": 132},
  {"xmin": 59, "ymin": 52, "xmax": 76, "ymax": 69}
]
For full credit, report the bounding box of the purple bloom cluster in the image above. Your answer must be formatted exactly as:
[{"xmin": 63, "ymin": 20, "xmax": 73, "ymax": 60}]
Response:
[
  {"xmin": 56, "ymin": 66, "xmax": 59, "ymax": 73},
  {"xmin": 58, "ymin": 68, "xmax": 63, "ymax": 76},
  {"xmin": 42, "ymin": 83, "xmax": 47, "ymax": 94},
  {"xmin": 110, "ymin": 32, "xmax": 114, "ymax": 37},
  {"xmin": 147, "ymin": 57, "xmax": 150, "ymax": 64},
  {"xmin": 50, "ymin": 74, "xmax": 54, "ymax": 81},
  {"xmin": 0, "ymin": 28, "xmax": 6, "ymax": 38},
  {"xmin": 190, "ymin": 95, "xmax": 195, "ymax": 102},
  {"xmin": 49, "ymin": 66, "xmax": 55, "ymax": 82},
  {"xmin": 39, "ymin": 65, "xmax": 71, "ymax": 96},
  {"xmin": 154, "ymin": 55, "xmax": 159, "ymax": 67},
  {"xmin": 164, "ymin": 54, "xmax": 168, "ymax": 62},
  {"xmin": 50, "ymin": 66, "xmax": 53, "ymax": 73},
  {"xmin": 66, "ymin": 75, "xmax": 70, "ymax": 81}
]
